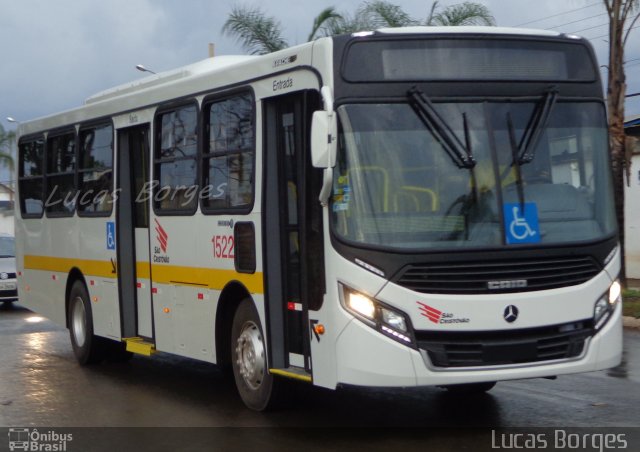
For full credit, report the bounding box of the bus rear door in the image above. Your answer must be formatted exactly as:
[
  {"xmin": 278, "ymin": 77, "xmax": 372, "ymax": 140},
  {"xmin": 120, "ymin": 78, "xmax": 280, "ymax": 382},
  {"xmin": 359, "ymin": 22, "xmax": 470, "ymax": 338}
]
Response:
[{"xmin": 116, "ymin": 124, "xmax": 154, "ymax": 340}]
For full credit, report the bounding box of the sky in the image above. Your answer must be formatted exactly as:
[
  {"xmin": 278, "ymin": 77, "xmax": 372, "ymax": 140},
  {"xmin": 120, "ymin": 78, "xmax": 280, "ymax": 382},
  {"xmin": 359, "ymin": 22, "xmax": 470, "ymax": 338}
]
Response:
[{"xmin": 1, "ymin": 0, "xmax": 639, "ymax": 159}]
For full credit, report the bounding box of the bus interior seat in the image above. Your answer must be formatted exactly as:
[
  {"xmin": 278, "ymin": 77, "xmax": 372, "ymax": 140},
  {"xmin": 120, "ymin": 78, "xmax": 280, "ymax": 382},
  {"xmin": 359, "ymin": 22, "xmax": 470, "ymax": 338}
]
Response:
[{"xmin": 393, "ymin": 186, "xmax": 439, "ymax": 212}]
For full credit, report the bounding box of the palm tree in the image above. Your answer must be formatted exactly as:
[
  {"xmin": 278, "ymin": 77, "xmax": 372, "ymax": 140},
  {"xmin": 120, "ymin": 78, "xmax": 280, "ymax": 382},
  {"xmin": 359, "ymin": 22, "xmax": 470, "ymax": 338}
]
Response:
[
  {"xmin": 223, "ymin": 1, "xmax": 495, "ymax": 55},
  {"xmin": 426, "ymin": 1, "xmax": 495, "ymax": 26},
  {"xmin": 308, "ymin": 7, "xmax": 342, "ymax": 41},
  {"xmin": 357, "ymin": 1, "xmax": 417, "ymax": 28},
  {"xmin": 223, "ymin": 5, "xmax": 342, "ymax": 54},
  {"xmin": 222, "ymin": 6, "xmax": 288, "ymax": 55}
]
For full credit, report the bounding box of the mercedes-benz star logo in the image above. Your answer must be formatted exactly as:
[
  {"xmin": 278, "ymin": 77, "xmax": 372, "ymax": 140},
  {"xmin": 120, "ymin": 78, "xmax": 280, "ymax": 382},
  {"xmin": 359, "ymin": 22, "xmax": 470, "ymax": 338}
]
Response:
[{"xmin": 503, "ymin": 305, "xmax": 519, "ymax": 323}]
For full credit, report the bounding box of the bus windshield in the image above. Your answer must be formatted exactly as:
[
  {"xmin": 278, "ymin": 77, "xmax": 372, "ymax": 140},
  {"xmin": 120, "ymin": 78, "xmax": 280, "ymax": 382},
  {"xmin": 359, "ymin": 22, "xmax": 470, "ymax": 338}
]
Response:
[{"xmin": 331, "ymin": 101, "xmax": 616, "ymax": 250}]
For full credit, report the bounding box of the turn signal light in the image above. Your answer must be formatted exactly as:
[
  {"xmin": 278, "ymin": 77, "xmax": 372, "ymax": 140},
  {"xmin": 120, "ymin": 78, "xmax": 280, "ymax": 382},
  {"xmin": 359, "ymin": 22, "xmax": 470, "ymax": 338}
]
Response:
[{"xmin": 313, "ymin": 324, "xmax": 326, "ymax": 335}]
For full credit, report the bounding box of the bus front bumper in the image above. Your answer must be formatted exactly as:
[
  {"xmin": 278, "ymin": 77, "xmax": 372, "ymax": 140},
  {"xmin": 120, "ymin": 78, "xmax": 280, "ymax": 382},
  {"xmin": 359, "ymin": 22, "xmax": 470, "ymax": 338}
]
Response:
[{"xmin": 334, "ymin": 302, "xmax": 622, "ymax": 388}]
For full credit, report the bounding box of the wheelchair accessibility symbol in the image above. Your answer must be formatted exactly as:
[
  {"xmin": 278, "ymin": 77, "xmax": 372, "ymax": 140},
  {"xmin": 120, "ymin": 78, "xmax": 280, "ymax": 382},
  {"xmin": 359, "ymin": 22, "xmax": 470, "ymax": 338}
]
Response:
[
  {"xmin": 106, "ymin": 221, "xmax": 116, "ymax": 250},
  {"xmin": 503, "ymin": 203, "xmax": 540, "ymax": 245}
]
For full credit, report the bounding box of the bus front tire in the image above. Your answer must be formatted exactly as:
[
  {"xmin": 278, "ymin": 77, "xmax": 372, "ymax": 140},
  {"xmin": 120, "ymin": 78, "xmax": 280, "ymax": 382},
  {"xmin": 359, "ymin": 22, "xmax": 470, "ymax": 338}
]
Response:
[
  {"xmin": 68, "ymin": 281, "xmax": 105, "ymax": 365},
  {"xmin": 231, "ymin": 298, "xmax": 283, "ymax": 411}
]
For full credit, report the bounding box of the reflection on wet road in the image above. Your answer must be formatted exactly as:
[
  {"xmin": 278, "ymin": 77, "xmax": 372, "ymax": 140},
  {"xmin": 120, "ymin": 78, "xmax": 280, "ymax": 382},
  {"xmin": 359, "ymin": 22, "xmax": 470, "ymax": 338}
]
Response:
[{"xmin": 1, "ymin": 303, "xmax": 639, "ymax": 428}]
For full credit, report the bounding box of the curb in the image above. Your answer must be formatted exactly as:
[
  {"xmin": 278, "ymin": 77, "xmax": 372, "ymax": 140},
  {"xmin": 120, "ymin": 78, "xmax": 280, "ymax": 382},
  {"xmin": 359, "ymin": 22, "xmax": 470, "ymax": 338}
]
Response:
[{"xmin": 623, "ymin": 316, "xmax": 640, "ymax": 330}]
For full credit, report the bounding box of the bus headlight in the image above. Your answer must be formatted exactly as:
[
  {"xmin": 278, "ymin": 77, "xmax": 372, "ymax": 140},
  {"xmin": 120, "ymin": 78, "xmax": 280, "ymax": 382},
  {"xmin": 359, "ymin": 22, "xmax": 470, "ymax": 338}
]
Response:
[
  {"xmin": 340, "ymin": 284, "xmax": 415, "ymax": 347},
  {"xmin": 381, "ymin": 307, "xmax": 407, "ymax": 332},
  {"xmin": 345, "ymin": 291, "xmax": 376, "ymax": 321},
  {"xmin": 594, "ymin": 279, "xmax": 621, "ymax": 330}
]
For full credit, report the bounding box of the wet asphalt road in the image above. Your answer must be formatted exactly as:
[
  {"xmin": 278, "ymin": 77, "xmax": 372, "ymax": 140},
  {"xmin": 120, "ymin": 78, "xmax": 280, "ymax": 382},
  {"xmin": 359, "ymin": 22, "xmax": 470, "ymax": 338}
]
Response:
[{"xmin": 1, "ymin": 302, "xmax": 639, "ymax": 450}]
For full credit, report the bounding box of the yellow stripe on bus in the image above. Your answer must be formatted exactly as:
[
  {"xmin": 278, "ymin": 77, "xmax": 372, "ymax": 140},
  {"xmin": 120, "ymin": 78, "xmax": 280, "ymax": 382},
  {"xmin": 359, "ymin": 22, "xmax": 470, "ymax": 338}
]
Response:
[
  {"xmin": 23, "ymin": 255, "xmax": 264, "ymax": 294},
  {"xmin": 151, "ymin": 264, "xmax": 264, "ymax": 293},
  {"xmin": 136, "ymin": 262, "xmax": 151, "ymax": 279},
  {"xmin": 24, "ymin": 255, "xmax": 116, "ymax": 279}
]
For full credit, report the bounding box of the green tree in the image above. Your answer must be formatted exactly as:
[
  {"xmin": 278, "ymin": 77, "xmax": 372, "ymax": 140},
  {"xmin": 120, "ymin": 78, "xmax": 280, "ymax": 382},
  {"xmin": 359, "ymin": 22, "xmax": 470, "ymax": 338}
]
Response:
[
  {"xmin": 223, "ymin": 1, "xmax": 495, "ymax": 55},
  {"xmin": 0, "ymin": 124, "xmax": 15, "ymax": 171}
]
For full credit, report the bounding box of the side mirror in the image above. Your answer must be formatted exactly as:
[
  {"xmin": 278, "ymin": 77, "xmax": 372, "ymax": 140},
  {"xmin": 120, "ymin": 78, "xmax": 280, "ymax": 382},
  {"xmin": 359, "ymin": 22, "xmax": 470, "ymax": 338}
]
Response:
[{"xmin": 311, "ymin": 110, "xmax": 337, "ymax": 168}]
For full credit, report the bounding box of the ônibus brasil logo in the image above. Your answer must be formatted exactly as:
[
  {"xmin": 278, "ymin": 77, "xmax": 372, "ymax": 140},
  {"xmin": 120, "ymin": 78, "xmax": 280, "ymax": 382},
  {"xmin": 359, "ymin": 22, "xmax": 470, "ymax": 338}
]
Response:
[
  {"xmin": 8, "ymin": 428, "xmax": 73, "ymax": 451},
  {"xmin": 417, "ymin": 302, "xmax": 470, "ymax": 325}
]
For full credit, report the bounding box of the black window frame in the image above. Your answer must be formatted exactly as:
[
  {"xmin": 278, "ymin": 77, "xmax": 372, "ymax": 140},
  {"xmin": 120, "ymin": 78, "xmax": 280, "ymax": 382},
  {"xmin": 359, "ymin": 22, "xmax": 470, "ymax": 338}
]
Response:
[
  {"xmin": 153, "ymin": 100, "xmax": 200, "ymax": 216},
  {"xmin": 45, "ymin": 127, "xmax": 77, "ymax": 218},
  {"xmin": 200, "ymin": 89, "xmax": 256, "ymax": 215},
  {"xmin": 18, "ymin": 134, "xmax": 46, "ymax": 219},
  {"xmin": 77, "ymin": 120, "xmax": 115, "ymax": 217}
]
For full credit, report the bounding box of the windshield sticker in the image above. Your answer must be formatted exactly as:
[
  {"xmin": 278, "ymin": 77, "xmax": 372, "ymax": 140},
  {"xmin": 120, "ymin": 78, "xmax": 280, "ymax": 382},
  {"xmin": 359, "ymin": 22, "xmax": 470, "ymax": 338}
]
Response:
[
  {"xmin": 333, "ymin": 177, "xmax": 351, "ymax": 212},
  {"xmin": 504, "ymin": 203, "xmax": 540, "ymax": 244}
]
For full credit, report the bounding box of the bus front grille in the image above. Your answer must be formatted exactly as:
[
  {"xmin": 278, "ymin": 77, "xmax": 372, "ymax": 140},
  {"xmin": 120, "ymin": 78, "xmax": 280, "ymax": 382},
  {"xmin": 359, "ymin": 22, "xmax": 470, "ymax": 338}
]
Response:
[
  {"xmin": 416, "ymin": 320, "xmax": 593, "ymax": 368},
  {"xmin": 394, "ymin": 256, "xmax": 600, "ymax": 294}
]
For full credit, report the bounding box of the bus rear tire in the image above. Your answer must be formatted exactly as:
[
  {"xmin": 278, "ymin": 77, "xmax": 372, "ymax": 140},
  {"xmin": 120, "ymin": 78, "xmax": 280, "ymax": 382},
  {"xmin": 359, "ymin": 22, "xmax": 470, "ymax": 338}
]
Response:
[
  {"xmin": 231, "ymin": 298, "xmax": 283, "ymax": 411},
  {"xmin": 68, "ymin": 280, "xmax": 105, "ymax": 365}
]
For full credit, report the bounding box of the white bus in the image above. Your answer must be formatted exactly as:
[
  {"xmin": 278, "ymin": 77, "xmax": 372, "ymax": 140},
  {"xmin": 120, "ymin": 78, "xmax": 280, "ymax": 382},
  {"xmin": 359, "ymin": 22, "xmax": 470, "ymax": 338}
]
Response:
[{"xmin": 16, "ymin": 27, "xmax": 622, "ymax": 410}]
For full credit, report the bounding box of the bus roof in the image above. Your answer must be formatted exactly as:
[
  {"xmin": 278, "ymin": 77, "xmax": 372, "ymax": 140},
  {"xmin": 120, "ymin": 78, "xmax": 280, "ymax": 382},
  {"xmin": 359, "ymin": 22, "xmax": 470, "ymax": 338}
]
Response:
[
  {"xmin": 84, "ymin": 27, "xmax": 567, "ymax": 107},
  {"xmin": 376, "ymin": 26, "xmax": 564, "ymax": 38},
  {"xmin": 85, "ymin": 55, "xmax": 258, "ymax": 105},
  {"xmin": 17, "ymin": 26, "xmax": 576, "ymax": 137}
]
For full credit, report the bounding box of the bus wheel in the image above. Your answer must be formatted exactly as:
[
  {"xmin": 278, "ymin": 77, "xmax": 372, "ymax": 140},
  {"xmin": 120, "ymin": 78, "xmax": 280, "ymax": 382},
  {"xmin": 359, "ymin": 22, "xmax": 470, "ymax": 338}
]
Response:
[
  {"xmin": 231, "ymin": 298, "xmax": 280, "ymax": 411},
  {"xmin": 441, "ymin": 381, "xmax": 496, "ymax": 395},
  {"xmin": 68, "ymin": 281, "xmax": 105, "ymax": 365}
]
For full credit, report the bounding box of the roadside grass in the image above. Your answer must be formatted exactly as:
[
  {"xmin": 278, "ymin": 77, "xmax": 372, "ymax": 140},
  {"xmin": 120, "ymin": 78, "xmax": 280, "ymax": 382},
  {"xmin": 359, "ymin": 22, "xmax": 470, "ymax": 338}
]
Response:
[{"xmin": 623, "ymin": 289, "xmax": 640, "ymax": 319}]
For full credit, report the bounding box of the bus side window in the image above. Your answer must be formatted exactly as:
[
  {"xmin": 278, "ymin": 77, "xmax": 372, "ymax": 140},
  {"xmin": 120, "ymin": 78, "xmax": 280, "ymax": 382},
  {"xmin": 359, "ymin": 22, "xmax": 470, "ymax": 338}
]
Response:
[
  {"xmin": 154, "ymin": 104, "xmax": 198, "ymax": 213},
  {"xmin": 18, "ymin": 138, "xmax": 45, "ymax": 218},
  {"xmin": 46, "ymin": 131, "xmax": 77, "ymax": 216},
  {"xmin": 201, "ymin": 92, "xmax": 255, "ymax": 213},
  {"xmin": 78, "ymin": 124, "xmax": 114, "ymax": 215}
]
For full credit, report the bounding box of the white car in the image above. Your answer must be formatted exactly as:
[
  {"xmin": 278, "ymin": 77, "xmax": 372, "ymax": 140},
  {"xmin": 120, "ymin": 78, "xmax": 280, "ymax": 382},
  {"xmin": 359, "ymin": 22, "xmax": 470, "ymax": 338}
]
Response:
[{"xmin": 0, "ymin": 234, "xmax": 17, "ymax": 304}]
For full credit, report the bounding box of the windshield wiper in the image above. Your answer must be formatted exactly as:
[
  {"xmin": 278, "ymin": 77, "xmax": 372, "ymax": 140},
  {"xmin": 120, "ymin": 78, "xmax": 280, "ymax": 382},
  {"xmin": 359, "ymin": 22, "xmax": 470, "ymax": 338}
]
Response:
[
  {"xmin": 408, "ymin": 87, "xmax": 476, "ymax": 169},
  {"xmin": 517, "ymin": 88, "xmax": 558, "ymax": 164},
  {"xmin": 507, "ymin": 112, "xmax": 526, "ymax": 210}
]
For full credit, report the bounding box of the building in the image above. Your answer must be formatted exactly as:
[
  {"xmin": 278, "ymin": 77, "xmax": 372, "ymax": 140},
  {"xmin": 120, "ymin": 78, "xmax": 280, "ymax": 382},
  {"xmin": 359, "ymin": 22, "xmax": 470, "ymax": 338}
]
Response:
[{"xmin": 0, "ymin": 182, "xmax": 14, "ymax": 236}]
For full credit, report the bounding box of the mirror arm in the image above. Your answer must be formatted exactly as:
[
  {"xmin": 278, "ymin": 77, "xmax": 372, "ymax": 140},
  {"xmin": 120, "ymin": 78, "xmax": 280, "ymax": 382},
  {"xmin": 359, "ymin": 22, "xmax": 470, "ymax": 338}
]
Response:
[
  {"xmin": 321, "ymin": 86, "xmax": 334, "ymax": 113},
  {"xmin": 319, "ymin": 167, "xmax": 333, "ymax": 207}
]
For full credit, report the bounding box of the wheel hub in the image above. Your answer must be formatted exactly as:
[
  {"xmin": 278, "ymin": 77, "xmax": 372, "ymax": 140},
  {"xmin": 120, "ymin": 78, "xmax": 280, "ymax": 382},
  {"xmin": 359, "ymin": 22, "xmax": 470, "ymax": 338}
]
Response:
[
  {"xmin": 71, "ymin": 297, "xmax": 87, "ymax": 347},
  {"xmin": 235, "ymin": 321, "xmax": 265, "ymax": 390}
]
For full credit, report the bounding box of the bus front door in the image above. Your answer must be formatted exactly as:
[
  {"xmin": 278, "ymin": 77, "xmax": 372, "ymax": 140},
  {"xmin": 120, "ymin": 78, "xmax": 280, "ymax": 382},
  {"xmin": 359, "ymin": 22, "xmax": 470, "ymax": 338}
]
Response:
[
  {"xmin": 263, "ymin": 91, "xmax": 323, "ymax": 376},
  {"xmin": 116, "ymin": 124, "xmax": 154, "ymax": 340}
]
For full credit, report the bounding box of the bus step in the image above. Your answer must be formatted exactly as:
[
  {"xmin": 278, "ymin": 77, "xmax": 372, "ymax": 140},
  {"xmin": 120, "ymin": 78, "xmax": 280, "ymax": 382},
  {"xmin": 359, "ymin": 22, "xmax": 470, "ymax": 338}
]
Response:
[
  {"xmin": 269, "ymin": 366, "xmax": 312, "ymax": 383},
  {"xmin": 123, "ymin": 337, "xmax": 156, "ymax": 356}
]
